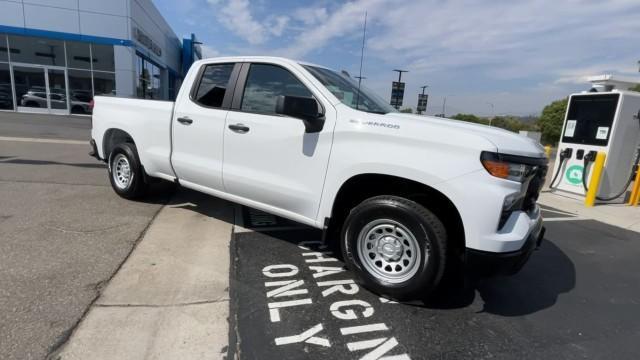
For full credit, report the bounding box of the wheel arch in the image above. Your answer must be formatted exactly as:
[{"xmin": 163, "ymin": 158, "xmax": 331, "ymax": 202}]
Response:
[
  {"xmin": 103, "ymin": 128, "xmax": 136, "ymax": 160},
  {"xmin": 326, "ymin": 173, "xmax": 466, "ymax": 259}
]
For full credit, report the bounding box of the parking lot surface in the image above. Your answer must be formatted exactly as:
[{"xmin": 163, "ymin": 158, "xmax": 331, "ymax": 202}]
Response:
[
  {"xmin": 0, "ymin": 112, "xmax": 90, "ymax": 141},
  {"xmin": 3, "ymin": 113, "xmax": 640, "ymax": 360},
  {"xmin": 0, "ymin": 117, "xmax": 168, "ymax": 360},
  {"xmin": 230, "ymin": 208, "xmax": 640, "ymax": 359}
]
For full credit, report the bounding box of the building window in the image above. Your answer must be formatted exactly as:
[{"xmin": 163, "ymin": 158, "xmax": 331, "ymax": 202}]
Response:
[
  {"xmin": 0, "ymin": 63, "xmax": 14, "ymax": 110},
  {"xmin": 0, "ymin": 34, "xmax": 9, "ymax": 62},
  {"xmin": 90, "ymin": 44, "xmax": 115, "ymax": 72},
  {"xmin": 68, "ymin": 69, "xmax": 92, "ymax": 114},
  {"xmin": 8, "ymin": 35, "xmax": 65, "ymax": 67},
  {"xmin": 93, "ymin": 71, "xmax": 116, "ymax": 96},
  {"xmin": 168, "ymin": 73, "xmax": 176, "ymax": 100},
  {"xmin": 13, "ymin": 66, "xmax": 46, "ymax": 109},
  {"xmin": 66, "ymin": 41, "xmax": 91, "ymax": 70},
  {"xmin": 136, "ymin": 54, "xmax": 163, "ymax": 99}
]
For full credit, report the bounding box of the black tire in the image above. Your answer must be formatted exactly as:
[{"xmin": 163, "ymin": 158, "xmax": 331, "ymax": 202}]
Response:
[
  {"xmin": 341, "ymin": 195, "xmax": 447, "ymax": 301},
  {"xmin": 108, "ymin": 143, "xmax": 148, "ymax": 199}
]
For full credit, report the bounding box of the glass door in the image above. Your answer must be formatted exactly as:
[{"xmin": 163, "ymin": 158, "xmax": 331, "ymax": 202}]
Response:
[
  {"xmin": 13, "ymin": 65, "xmax": 69, "ymax": 114},
  {"xmin": 47, "ymin": 68, "xmax": 68, "ymax": 114},
  {"xmin": 13, "ymin": 66, "xmax": 48, "ymax": 113}
]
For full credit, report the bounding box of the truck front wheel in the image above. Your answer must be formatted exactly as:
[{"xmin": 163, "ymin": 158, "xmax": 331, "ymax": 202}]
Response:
[
  {"xmin": 108, "ymin": 143, "xmax": 148, "ymax": 199},
  {"xmin": 341, "ymin": 196, "xmax": 447, "ymax": 301}
]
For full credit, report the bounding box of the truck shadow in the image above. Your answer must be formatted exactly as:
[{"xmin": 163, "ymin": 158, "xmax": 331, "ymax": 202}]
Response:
[
  {"xmin": 423, "ymin": 240, "xmax": 576, "ymax": 316},
  {"xmin": 475, "ymin": 241, "xmax": 576, "ymax": 316},
  {"xmin": 0, "ymin": 157, "xmax": 106, "ymax": 169}
]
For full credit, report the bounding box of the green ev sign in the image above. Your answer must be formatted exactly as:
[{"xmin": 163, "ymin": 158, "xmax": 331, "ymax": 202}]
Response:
[{"xmin": 565, "ymin": 165, "xmax": 584, "ymax": 185}]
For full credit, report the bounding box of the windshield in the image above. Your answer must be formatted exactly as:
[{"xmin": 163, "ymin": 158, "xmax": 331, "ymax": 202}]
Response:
[{"xmin": 303, "ymin": 65, "xmax": 396, "ymax": 114}]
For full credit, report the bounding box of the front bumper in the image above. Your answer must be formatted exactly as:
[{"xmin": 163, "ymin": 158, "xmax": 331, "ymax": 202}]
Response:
[{"xmin": 466, "ymin": 221, "xmax": 545, "ymax": 276}]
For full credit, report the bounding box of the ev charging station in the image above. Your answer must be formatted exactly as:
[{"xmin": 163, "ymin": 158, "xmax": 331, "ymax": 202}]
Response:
[{"xmin": 549, "ymin": 90, "xmax": 640, "ymax": 201}]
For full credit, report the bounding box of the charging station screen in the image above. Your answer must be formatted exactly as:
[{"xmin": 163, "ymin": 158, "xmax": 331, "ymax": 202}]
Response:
[{"xmin": 562, "ymin": 94, "xmax": 619, "ymax": 146}]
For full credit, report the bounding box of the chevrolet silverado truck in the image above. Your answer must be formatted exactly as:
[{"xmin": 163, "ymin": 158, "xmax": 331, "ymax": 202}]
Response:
[{"xmin": 90, "ymin": 56, "xmax": 547, "ymax": 300}]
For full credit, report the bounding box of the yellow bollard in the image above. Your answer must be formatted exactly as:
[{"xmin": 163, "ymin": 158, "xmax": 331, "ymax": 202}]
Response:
[
  {"xmin": 585, "ymin": 152, "xmax": 606, "ymax": 207},
  {"xmin": 629, "ymin": 165, "xmax": 640, "ymax": 206},
  {"xmin": 544, "ymin": 145, "xmax": 552, "ymax": 158}
]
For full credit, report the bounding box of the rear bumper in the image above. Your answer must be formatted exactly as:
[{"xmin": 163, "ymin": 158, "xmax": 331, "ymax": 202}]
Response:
[
  {"xmin": 466, "ymin": 222, "xmax": 545, "ymax": 276},
  {"xmin": 89, "ymin": 139, "xmax": 102, "ymax": 161}
]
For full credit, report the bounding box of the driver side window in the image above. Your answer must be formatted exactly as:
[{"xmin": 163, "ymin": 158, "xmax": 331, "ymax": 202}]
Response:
[{"xmin": 241, "ymin": 64, "xmax": 313, "ymax": 114}]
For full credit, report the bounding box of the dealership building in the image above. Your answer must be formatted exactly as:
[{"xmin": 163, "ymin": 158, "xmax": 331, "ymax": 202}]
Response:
[{"xmin": 0, "ymin": 0, "xmax": 201, "ymax": 114}]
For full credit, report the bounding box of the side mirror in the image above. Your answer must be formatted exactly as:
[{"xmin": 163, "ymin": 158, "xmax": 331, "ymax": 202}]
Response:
[{"xmin": 276, "ymin": 95, "xmax": 325, "ymax": 133}]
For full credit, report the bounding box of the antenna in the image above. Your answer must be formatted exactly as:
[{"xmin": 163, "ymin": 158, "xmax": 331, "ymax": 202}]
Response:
[{"xmin": 355, "ymin": 11, "xmax": 367, "ymax": 110}]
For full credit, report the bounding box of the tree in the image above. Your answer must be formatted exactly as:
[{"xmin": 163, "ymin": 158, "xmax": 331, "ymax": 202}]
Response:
[
  {"xmin": 538, "ymin": 98, "xmax": 568, "ymax": 145},
  {"xmin": 491, "ymin": 115, "xmax": 538, "ymax": 133},
  {"xmin": 629, "ymin": 84, "xmax": 640, "ymax": 92},
  {"xmin": 450, "ymin": 113, "xmax": 488, "ymax": 125},
  {"xmin": 400, "ymin": 107, "xmax": 413, "ymax": 113}
]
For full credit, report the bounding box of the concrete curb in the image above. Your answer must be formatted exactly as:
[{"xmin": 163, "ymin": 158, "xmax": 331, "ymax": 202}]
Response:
[
  {"xmin": 51, "ymin": 190, "xmax": 235, "ymax": 359},
  {"xmin": 539, "ymin": 191, "xmax": 640, "ymax": 232}
]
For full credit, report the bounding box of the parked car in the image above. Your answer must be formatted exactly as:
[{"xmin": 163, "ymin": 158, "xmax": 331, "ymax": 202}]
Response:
[
  {"xmin": 20, "ymin": 89, "xmax": 48, "ymax": 107},
  {"xmin": 19, "ymin": 88, "xmax": 91, "ymax": 113},
  {"xmin": 90, "ymin": 57, "xmax": 547, "ymax": 300},
  {"xmin": 70, "ymin": 91, "xmax": 93, "ymax": 114}
]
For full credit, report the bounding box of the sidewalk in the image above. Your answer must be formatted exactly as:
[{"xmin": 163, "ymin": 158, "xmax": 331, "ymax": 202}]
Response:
[
  {"xmin": 51, "ymin": 190, "xmax": 235, "ymax": 360},
  {"xmin": 539, "ymin": 191, "xmax": 640, "ymax": 232}
]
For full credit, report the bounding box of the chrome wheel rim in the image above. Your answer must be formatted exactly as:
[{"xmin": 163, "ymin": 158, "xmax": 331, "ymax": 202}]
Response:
[
  {"xmin": 356, "ymin": 219, "xmax": 423, "ymax": 283},
  {"xmin": 112, "ymin": 154, "xmax": 132, "ymax": 190}
]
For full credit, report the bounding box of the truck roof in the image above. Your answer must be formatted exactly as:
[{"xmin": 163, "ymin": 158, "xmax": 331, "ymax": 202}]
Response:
[{"xmin": 195, "ymin": 56, "xmax": 329, "ymax": 70}]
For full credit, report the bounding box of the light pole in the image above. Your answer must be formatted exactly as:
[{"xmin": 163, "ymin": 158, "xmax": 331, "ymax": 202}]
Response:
[
  {"xmin": 442, "ymin": 94, "xmax": 454, "ymax": 117},
  {"xmin": 393, "ymin": 69, "xmax": 408, "ymax": 83},
  {"xmin": 392, "ymin": 69, "xmax": 408, "ymax": 110},
  {"xmin": 486, "ymin": 102, "xmax": 494, "ymax": 126}
]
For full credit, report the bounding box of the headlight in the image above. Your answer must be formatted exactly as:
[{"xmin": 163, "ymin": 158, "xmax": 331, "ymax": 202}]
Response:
[{"xmin": 480, "ymin": 151, "xmax": 532, "ymax": 183}]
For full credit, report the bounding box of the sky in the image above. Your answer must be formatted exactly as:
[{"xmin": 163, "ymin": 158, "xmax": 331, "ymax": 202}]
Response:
[{"xmin": 152, "ymin": 0, "xmax": 640, "ymax": 116}]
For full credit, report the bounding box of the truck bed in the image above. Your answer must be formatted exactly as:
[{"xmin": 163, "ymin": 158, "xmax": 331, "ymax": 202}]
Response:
[{"xmin": 91, "ymin": 96, "xmax": 176, "ymax": 180}]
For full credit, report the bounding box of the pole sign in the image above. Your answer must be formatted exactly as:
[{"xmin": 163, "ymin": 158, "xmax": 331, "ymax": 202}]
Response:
[
  {"xmin": 417, "ymin": 94, "xmax": 428, "ymax": 113},
  {"xmin": 390, "ymin": 82, "xmax": 405, "ymax": 108}
]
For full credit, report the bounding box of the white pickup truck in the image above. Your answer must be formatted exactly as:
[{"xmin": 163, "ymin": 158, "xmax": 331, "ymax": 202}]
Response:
[{"xmin": 90, "ymin": 56, "xmax": 547, "ymax": 300}]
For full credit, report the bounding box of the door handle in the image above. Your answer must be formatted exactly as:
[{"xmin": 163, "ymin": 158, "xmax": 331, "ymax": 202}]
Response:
[
  {"xmin": 177, "ymin": 117, "xmax": 193, "ymax": 125},
  {"xmin": 228, "ymin": 123, "xmax": 250, "ymax": 133}
]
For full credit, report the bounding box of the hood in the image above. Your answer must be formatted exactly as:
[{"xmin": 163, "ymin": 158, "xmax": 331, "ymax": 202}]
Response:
[{"xmin": 388, "ymin": 113, "xmax": 546, "ymax": 158}]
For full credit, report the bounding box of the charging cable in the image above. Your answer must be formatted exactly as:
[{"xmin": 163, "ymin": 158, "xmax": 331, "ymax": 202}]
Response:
[
  {"xmin": 582, "ymin": 148, "xmax": 640, "ymax": 201},
  {"xmin": 548, "ymin": 148, "xmax": 573, "ymax": 188}
]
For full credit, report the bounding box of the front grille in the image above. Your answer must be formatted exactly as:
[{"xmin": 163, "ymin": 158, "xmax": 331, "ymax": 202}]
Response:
[
  {"xmin": 523, "ymin": 164, "xmax": 548, "ymax": 212},
  {"xmin": 498, "ymin": 160, "xmax": 548, "ymax": 230}
]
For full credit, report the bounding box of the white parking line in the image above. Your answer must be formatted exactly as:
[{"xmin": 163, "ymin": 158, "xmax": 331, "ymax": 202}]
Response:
[
  {"xmin": 543, "ymin": 217, "xmax": 587, "ymax": 222},
  {"xmin": 541, "ymin": 208, "xmax": 578, "ymax": 216},
  {"xmin": 0, "ymin": 136, "xmax": 87, "ymax": 145}
]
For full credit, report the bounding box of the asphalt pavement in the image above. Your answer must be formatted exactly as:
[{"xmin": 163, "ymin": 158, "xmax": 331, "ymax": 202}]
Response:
[
  {"xmin": 230, "ymin": 207, "xmax": 640, "ymax": 359},
  {"xmin": 0, "ymin": 112, "xmax": 91, "ymax": 141},
  {"xmin": 0, "ymin": 114, "xmax": 169, "ymax": 360}
]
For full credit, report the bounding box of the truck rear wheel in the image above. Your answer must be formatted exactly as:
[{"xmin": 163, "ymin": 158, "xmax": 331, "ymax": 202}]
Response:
[
  {"xmin": 341, "ymin": 196, "xmax": 447, "ymax": 301},
  {"xmin": 108, "ymin": 143, "xmax": 147, "ymax": 199}
]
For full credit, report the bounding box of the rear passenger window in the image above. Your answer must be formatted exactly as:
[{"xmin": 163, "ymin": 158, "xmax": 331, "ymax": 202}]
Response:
[
  {"xmin": 194, "ymin": 63, "xmax": 235, "ymax": 108},
  {"xmin": 241, "ymin": 64, "xmax": 313, "ymax": 114}
]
